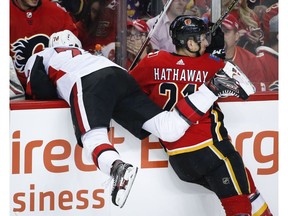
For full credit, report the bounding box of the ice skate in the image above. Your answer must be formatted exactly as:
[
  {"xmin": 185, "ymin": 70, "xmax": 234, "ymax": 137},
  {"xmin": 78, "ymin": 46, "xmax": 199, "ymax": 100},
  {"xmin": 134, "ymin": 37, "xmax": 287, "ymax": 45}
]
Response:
[
  {"xmin": 207, "ymin": 61, "xmax": 256, "ymax": 100},
  {"xmin": 110, "ymin": 161, "xmax": 138, "ymax": 208}
]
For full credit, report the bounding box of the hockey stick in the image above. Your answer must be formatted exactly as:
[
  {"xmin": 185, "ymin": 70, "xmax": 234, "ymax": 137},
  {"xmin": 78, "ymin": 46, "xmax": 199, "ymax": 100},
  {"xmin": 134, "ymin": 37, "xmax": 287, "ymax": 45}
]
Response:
[
  {"xmin": 210, "ymin": 0, "xmax": 239, "ymax": 34},
  {"xmin": 128, "ymin": 0, "xmax": 174, "ymax": 71}
]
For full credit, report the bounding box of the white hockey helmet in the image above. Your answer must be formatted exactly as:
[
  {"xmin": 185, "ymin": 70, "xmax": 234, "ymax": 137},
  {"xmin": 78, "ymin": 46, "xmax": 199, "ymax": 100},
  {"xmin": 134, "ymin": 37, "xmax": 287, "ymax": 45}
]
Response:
[{"xmin": 49, "ymin": 30, "xmax": 82, "ymax": 48}]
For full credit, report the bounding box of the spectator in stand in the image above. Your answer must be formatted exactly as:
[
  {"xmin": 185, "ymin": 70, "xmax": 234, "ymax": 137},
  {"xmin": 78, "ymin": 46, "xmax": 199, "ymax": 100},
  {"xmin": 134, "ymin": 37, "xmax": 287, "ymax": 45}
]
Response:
[
  {"xmin": 56, "ymin": 0, "xmax": 86, "ymax": 22},
  {"xmin": 222, "ymin": 14, "xmax": 264, "ymax": 91},
  {"xmin": 10, "ymin": 0, "xmax": 78, "ymax": 89},
  {"xmin": 127, "ymin": 0, "xmax": 141, "ymax": 20},
  {"xmin": 184, "ymin": 0, "xmax": 209, "ymax": 18},
  {"xmin": 252, "ymin": 4, "xmax": 267, "ymax": 28},
  {"xmin": 185, "ymin": 5, "xmax": 202, "ymax": 17},
  {"xmin": 222, "ymin": 0, "xmax": 263, "ymax": 54},
  {"xmin": 126, "ymin": 19, "xmax": 151, "ymax": 69},
  {"xmin": 184, "ymin": 0, "xmax": 210, "ymax": 21},
  {"xmin": 247, "ymin": 0, "xmax": 278, "ymax": 9},
  {"xmin": 127, "ymin": 0, "xmax": 150, "ymax": 21},
  {"xmin": 262, "ymin": 2, "xmax": 278, "ymax": 45},
  {"xmin": 146, "ymin": 0, "xmax": 225, "ymax": 60},
  {"xmin": 146, "ymin": 0, "xmax": 188, "ymax": 53},
  {"xmin": 255, "ymin": 14, "xmax": 278, "ymax": 91},
  {"xmin": 76, "ymin": 0, "xmax": 117, "ymax": 61}
]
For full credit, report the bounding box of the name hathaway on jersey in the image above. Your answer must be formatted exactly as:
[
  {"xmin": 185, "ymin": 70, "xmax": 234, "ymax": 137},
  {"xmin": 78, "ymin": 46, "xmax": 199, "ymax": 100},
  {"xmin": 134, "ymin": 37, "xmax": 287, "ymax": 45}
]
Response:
[{"xmin": 154, "ymin": 68, "xmax": 209, "ymax": 82}]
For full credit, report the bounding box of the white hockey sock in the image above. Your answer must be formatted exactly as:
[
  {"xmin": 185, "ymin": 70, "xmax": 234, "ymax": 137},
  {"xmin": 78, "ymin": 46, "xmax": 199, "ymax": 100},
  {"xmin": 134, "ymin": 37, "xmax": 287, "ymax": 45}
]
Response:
[{"xmin": 82, "ymin": 128, "xmax": 121, "ymax": 176}]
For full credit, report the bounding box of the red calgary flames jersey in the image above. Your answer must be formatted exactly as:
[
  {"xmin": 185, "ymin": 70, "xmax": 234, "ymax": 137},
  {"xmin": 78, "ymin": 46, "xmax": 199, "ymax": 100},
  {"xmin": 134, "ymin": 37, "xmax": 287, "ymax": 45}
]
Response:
[
  {"xmin": 10, "ymin": 0, "xmax": 78, "ymax": 87},
  {"xmin": 130, "ymin": 51, "xmax": 229, "ymax": 155}
]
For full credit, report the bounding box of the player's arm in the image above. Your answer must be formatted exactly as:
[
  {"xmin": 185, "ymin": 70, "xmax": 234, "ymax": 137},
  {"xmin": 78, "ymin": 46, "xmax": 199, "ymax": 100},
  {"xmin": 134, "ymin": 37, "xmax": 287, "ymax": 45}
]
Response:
[{"xmin": 25, "ymin": 55, "xmax": 58, "ymax": 100}]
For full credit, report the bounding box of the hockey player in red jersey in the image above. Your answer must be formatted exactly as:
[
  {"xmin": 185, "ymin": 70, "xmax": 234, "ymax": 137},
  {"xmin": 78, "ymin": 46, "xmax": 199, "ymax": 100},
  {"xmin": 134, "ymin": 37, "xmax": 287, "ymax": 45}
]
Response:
[
  {"xmin": 130, "ymin": 15, "xmax": 272, "ymax": 216},
  {"xmin": 24, "ymin": 29, "xmax": 255, "ymax": 209},
  {"xmin": 10, "ymin": 0, "xmax": 78, "ymax": 88}
]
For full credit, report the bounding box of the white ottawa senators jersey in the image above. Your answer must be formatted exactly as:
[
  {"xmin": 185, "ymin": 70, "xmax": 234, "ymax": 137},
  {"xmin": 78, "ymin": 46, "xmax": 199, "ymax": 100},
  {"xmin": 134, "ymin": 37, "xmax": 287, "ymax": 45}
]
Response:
[
  {"xmin": 24, "ymin": 47, "xmax": 122, "ymax": 103},
  {"xmin": 130, "ymin": 50, "xmax": 229, "ymax": 156}
]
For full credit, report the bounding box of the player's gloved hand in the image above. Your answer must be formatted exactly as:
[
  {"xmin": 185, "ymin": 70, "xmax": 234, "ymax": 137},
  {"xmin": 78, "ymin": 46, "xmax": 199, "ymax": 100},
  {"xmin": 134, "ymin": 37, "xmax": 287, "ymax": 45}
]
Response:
[
  {"xmin": 205, "ymin": 22, "xmax": 226, "ymax": 59},
  {"xmin": 26, "ymin": 56, "xmax": 58, "ymax": 100}
]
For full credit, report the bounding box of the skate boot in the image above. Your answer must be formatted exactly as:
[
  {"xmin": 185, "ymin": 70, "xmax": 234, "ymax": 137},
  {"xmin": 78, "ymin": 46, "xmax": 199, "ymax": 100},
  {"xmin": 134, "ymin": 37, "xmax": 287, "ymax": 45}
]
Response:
[
  {"xmin": 110, "ymin": 160, "xmax": 138, "ymax": 208},
  {"xmin": 207, "ymin": 61, "xmax": 256, "ymax": 100}
]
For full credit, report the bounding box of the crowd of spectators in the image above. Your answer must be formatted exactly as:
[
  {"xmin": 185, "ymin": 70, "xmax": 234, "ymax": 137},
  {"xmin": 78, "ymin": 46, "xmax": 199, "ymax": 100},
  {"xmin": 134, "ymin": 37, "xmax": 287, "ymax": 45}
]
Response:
[
  {"xmin": 9, "ymin": 0, "xmax": 279, "ymax": 101},
  {"xmin": 142, "ymin": 0, "xmax": 278, "ymax": 91}
]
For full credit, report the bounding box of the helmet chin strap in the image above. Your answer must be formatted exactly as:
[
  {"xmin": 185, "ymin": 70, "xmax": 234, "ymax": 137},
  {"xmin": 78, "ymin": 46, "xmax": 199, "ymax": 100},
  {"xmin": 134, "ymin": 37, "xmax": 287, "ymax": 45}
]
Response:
[{"xmin": 185, "ymin": 42, "xmax": 201, "ymax": 57}]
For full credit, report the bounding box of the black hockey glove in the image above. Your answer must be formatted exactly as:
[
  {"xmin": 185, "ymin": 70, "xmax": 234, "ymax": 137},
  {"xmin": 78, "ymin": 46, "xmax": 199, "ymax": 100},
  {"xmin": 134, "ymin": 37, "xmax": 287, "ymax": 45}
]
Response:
[
  {"xmin": 26, "ymin": 56, "xmax": 58, "ymax": 100},
  {"xmin": 205, "ymin": 22, "xmax": 226, "ymax": 59}
]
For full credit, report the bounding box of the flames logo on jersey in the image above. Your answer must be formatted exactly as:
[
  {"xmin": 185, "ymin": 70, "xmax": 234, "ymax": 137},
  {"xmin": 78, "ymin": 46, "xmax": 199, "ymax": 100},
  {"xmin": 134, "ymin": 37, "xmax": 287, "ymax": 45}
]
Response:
[{"xmin": 11, "ymin": 34, "xmax": 49, "ymax": 73}]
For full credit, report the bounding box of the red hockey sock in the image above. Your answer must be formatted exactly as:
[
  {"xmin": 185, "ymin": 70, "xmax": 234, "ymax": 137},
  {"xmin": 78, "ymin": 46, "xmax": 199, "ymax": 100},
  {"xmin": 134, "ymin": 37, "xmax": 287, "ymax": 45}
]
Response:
[
  {"xmin": 245, "ymin": 168, "xmax": 273, "ymax": 215},
  {"xmin": 221, "ymin": 195, "xmax": 252, "ymax": 216},
  {"xmin": 246, "ymin": 168, "xmax": 256, "ymax": 193},
  {"xmin": 92, "ymin": 143, "xmax": 118, "ymax": 168}
]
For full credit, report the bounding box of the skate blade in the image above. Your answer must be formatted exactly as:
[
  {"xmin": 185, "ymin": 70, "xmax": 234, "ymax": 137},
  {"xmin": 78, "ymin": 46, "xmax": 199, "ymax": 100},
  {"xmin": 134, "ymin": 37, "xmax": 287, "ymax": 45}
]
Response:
[{"xmin": 117, "ymin": 167, "xmax": 138, "ymax": 208}]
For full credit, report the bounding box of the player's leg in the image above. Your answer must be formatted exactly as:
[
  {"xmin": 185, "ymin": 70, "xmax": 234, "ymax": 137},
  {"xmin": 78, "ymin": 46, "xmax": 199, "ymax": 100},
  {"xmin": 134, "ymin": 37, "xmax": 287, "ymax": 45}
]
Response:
[
  {"xmin": 168, "ymin": 143, "xmax": 252, "ymax": 215},
  {"xmin": 207, "ymin": 140, "xmax": 252, "ymax": 216},
  {"xmin": 82, "ymin": 128, "xmax": 138, "ymax": 208},
  {"xmin": 245, "ymin": 168, "xmax": 273, "ymax": 216},
  {"xmin": 69, "ymin": 71, "xmax": 138, "ymax": 208}
]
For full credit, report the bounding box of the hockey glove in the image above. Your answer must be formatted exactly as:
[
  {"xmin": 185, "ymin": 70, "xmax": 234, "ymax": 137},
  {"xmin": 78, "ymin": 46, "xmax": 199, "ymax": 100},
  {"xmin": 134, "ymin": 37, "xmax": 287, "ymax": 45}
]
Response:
[
  {"xmin": 26, "ymin": 56, "xmax": 58, "ymax": 100},
  {"xmin": 205, "ymin": 22, "xmax": 226, "ymax": 59}
]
